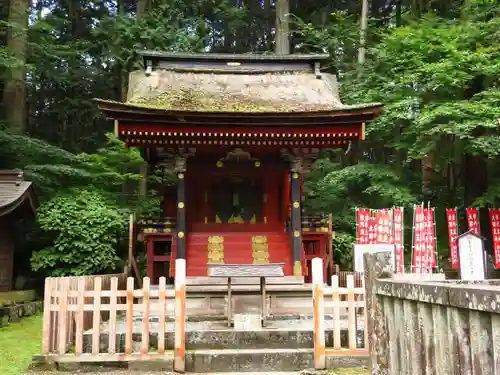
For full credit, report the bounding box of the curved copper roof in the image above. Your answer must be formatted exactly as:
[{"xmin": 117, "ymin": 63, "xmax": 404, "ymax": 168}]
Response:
[{"xmin": 0, "ymin": 171, "xmax": 37, "ymax": 217}]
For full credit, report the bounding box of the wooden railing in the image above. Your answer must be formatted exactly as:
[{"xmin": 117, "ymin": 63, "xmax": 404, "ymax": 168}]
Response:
[
  {"xmin": 136, "ymin": 216, "xmax": 177, "ymax": 235},
  {"xmin": 312, "ymin": 258, "xmax": 368, "ymax": 369},
  {"xmin": 301, "ymin": 214, "xmax": 332, "ymax": 233},
  {"xmin": 331, "ymin": 270, "xmax": 364, "ymax": 288},
  {"xmin": 40, "ymin": 260, "xmax": 187, "ymax": 371}
]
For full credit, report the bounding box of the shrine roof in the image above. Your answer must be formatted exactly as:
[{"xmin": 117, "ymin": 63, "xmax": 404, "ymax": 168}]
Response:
[
  {"xmin": 136, "ymin": 50, "xmax": 331, "ymax": 63},
  {"xmin": 99, "ymin": 51, "xmax": 383, "ymax": 115},
  {"xmin": 0, "ymin": 170, "xmax": 37, "ymax": 217}
]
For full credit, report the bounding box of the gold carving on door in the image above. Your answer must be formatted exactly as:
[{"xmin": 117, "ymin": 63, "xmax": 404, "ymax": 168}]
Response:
[
  {"xmin": 252, "ymin": 235, "xmax": 269, "ymax": 264},
  {"xmin": 207, "ymin": 236, "xmax": 225, "ymax": 264}
]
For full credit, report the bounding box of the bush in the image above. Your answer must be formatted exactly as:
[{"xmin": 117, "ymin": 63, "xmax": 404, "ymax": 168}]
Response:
[{"xmin": 31, "ymin": 189, "xmax": 127, "ymax": 276}]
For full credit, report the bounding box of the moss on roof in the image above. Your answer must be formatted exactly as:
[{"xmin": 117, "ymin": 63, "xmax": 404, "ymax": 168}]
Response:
[
  {"xmin": 132, "ymin": 89, "xmax": 317, "ymax": 112},
  {"xmin": 95, "ymin": 90, "xmax": 382, "ymax": 114}
]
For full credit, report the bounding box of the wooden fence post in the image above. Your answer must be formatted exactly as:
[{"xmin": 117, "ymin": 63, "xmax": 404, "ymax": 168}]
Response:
[
  {"xmin": 312, "ymin": 257, "xmax": 326, "ymax": 369},
  {"xmin": 174, "ymin": 258, "xmax": 186, "ymax": 373},
  {"xmin": 42, "ymin": 277, "xmax": 53, "ymax": 355},
  {"xmin": 363, "ymin": 251, "xmax": 393, "ymax": 373}
]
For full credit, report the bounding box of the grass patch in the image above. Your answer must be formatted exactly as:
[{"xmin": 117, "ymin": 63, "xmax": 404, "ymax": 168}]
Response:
[
  {"xmin": 0, "ymin": 314, "xmax": 43, "ymax": 375},
  {"xmin": 331, "ymin": 369, "xmax": 370, "ymax": 375}
]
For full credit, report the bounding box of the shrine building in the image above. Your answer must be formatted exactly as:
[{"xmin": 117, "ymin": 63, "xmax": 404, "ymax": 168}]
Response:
[{"xmin": 96, "ymin": 51, "xmax": 383, "ymax": 283}]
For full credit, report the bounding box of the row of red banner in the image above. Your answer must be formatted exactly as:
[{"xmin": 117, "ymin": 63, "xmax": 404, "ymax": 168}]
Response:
[
  {"xmin": 447, "ymin": 208, "xmax": 500, "ymax": 269},
  {"xmin": 356, "ymin": 207, "xmax": 500, "ymax": 272},
  {"xmin": 356, "ymin": 208, "xmax": 404, "ymax": 272}
]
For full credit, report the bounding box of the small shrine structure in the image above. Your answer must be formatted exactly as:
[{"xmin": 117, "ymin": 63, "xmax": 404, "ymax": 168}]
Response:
[
  {"xmin": 97, "ymin": 51, "xmax": 382, "ymax": 283},
  {"xmin": 0, "ymin": 171, "xmax": 37, "ymax": 292}
]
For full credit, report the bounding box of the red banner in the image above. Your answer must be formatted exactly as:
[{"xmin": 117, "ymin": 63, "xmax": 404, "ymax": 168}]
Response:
[
  {"xmin": 446, "ymin": 208, "xmax": 459, "ymax": 269},
  {"xmin": 489, "ymin": 209, "xmax": 500, "ymax": 268},
  {"xmin": 466, "ymin": 207, "xmax": 480, "ymax": 234},
  {"xmin": 356, "ymin": 208, "xmax": 371, "ymax": 244},
  {"xmin": 375, "ymin": 209, "xmax": 392, "ymax": 244},
  {"xmin": 393, "ymin": 207, "xmax": 404, "ymax": 273},
  {"xmin": 412, "ymin": 206, "xmax": 425, "ymax": 273},
  {"xmin": 368, "ymin": 215, "xmax": 377, "ymax": 244},
  {"xmin": 423, "ymin": 208, "xmax": 436, "ymax": 270}
]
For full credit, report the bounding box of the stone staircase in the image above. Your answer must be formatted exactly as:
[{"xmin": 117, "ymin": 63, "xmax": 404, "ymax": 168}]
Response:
[
  {"xmin": 185, "ymin": 329, "xmax": 315, "ymax": 372},
  {"xmin": 82, "ymin": 316, "xmax": 365, "ymax": 372}
]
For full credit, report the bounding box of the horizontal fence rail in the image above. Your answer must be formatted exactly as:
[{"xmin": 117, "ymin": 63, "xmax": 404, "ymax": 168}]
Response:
[
  {"xmin": 41, "ymin": 260, "xmax": 186, "ymax": 371},
  {"xmin": 39, "ymin": 258, "xmax": 368, "ymax": 372},
  {"xmin": 312, "ymin": 258, "xmax": 367, "ymax": 369}
]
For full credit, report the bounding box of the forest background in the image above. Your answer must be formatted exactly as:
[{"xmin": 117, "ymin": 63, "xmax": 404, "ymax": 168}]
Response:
[{"xmin": 0, "ymin": 0, "xmax": 499, "ymax": 278}]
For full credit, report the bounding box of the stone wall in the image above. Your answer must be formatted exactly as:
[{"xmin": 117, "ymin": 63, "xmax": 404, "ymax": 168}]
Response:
[{"xmin": 366, "ymin": 251, "xmax": 500, "ymax": 375}]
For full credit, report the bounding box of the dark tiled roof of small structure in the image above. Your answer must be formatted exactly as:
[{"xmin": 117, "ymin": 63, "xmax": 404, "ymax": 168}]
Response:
[
  {"xmin": 0, "ymin": 171, "xmax": 37, "ymax": 217},
  {"xmin": 136, "ymin": 50, "xmax": 331, "ymax": 61},
  {"xmin": 95, "ymin": 51, "xmax": 383, "ymax": 116}
]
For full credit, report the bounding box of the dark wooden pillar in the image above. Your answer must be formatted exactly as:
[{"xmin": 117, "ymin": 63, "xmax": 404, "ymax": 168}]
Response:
[
  {"xmin": 175, "ymin": 156, "xmax": 187, "ymax": 259},
  {"xmin": 282, "ymin": 170, "xmax": 290, "ymax": 223},
  {"xmin": 290, "ymin": 169, "xmax": 302, "ymax": 276}
]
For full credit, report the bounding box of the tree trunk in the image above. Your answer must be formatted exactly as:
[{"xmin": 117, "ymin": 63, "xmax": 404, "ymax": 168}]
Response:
[
  {"xmin": 421, "ymin": 152, "xmax": 435, "ymax": 190},
  {"xmin": 358, "ymin": 0, "xmax": 369, "ymax": 65},
  {"xmin": 3, "ymin": 0, "xmax": 29, "ymax": 135},
  {"xmin": 136, "ymin": 0, "xmax": 150, "ymax": 197},
  {"xmin": 395, "ymin": 0, "xmax": 402, "ymax": 27},
  {"xmin": 274, "ymin": 0, "xmax": 290, "ymax": 54},
  {"xmin": 136, "ymin": 0, "xmax": 149, "ymax": 18}
]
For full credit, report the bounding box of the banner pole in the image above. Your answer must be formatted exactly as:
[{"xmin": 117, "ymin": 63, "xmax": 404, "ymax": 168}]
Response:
[
  {"xmin": 354, "ymin": 207, "xmax": 358, "ymax": 244},
  {"xmin": 401, "ymin": 207, "xmax": 405, "ymax": 273},
  {"xmin": 411, "ymin": 204, "xmax": 416, "ymax": 273}
]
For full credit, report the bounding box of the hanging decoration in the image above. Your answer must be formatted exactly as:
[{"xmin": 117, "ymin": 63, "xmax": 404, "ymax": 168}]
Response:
[
  {"xmin": 356, "ymin": 208, "xmax": 371, "ymax": 244},
  {"xmin": 466, "ymin": 207, "xmax": 480, "ymax": 234},
  {"xmin": 367, "ymin": 215, "xmax": 377, "ymax": 244},
  {"xmin": 412, "ymin": 205, "xmax": 425, "ymax": 273},
  {"xmin": 393, "ymin": 207, "xmax": 404, "ymax": 273},
  {"xmin": 423, "ymin": 207, "xmax": 437, "ymax": 270},
  {"xmin": 446, "ymin": 208, "xmax": 459, "ymax": 269},
  {"xmin": 375, "ymin": 209, "xmax": 392, "ymax": 244},
  {"xmin": 489, "ymin": 209, "xmax": 500, "ymax": 268}
]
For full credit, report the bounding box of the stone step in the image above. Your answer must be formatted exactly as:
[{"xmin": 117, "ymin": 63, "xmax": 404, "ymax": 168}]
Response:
[
  {"xmin": 186, "ymin": 330, "xmax": 314, "ymax": 349},
  {"xmin": 84, "ymin": 327, "xmax": 365, "ymax": 353},
  {"xmin": 185, "ymin": 348, "xmax": 314, "ymax": 372}
]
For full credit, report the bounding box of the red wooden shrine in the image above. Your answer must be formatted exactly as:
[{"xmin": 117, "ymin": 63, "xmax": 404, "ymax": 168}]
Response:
[{"xmin": 97, "ymin": 51, "xmax": 383, "ymax": 283}]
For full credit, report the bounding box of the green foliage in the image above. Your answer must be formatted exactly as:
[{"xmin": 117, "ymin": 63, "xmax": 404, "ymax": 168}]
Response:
[
  {"xmin": 95, "ymin": 2, "xmax": 206, "ymax": 72},
  {"xmin": 1, "ymin": 0, "xmax": 499, "ymax": 273},
  {"xmin": 306, "ymin": 160, "xmax": 417, "ymax": 257},
  {"xmin": 31, "ymin": 190, "xmax": 127, "ymax": 276},
  {"xmin": 298, "ymin": 0, "xmax": 500, "ymax": 265}
]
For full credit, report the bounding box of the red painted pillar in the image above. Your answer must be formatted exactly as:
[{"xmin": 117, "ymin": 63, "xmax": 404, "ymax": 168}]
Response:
[{"xmin": 146, "ymin": 237, "xmax": 154, "ymax": 280}]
